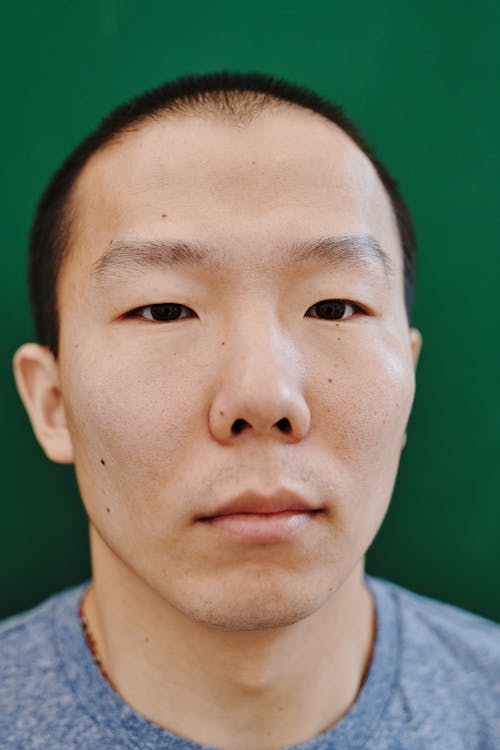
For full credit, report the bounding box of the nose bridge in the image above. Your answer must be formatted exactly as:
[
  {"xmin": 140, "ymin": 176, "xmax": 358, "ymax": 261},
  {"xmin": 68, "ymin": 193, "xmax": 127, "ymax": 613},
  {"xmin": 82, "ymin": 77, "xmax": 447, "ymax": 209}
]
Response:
[
  {"xmin": 209, "ymin": 307, "xmax": 311, "ymax": 443},
  {"xmin": 234, "ymin": 314, "xmax": 294, "ymax": 385}
]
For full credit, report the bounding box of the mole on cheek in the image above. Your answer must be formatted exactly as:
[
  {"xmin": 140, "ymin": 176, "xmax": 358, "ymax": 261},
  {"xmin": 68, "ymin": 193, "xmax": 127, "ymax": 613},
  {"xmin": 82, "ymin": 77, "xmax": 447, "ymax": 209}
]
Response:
[
  {"xmin": 161, "ymin": 213, "xmax": 167, "ymax": 218},
  {"xmin": 106, "ymin": 507, "xmax": 110, "ymax": 513},
  {"xmin": 328, "ymin": 379, "xmax": 332, "ymax": 383},
  {"xmin": 100, "ymin": 459, "xmax": 106, "ymax": 466}
]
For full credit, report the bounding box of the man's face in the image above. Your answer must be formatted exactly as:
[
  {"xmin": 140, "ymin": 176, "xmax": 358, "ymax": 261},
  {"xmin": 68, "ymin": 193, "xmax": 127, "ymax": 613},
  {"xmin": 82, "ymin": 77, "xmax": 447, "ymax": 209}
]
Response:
[{"xmin": 56, "ymin": 106, "xmax": 420, "ymax": 629}]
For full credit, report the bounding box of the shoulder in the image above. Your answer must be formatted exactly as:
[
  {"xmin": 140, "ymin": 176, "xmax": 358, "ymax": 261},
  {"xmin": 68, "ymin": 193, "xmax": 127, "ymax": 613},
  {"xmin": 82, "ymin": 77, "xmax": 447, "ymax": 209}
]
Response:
[
  {"xmin": 1, "ymin": 592, "xmax": 60, "ymax": 677},
  {"xmin": 373, "ymin": 576, "xmax": 500, "ymax": 670},
  {"xmin": 0, "ymin": 584, "xmax": 89, "ymax": 746},
  {"xmin": 368, "ymin": 576, "xmax": 500, "ymax": 746},
  {"xmin": 0, "ymin": 584, "xmax": 83, "ymax": 670}
]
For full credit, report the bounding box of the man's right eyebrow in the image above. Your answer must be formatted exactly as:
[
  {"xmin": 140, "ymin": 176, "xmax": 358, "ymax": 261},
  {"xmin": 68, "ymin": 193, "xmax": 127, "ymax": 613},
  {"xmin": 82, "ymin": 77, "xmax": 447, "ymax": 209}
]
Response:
[{"xmin": 92, "ymin": 238, "xmax": 222, "ymax": 280}]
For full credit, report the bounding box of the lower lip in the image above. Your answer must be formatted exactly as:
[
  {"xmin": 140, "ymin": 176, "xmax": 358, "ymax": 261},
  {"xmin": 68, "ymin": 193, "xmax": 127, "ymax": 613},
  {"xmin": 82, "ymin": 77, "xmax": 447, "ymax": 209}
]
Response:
[{"xmin": 201, "ymin": 510, "xmax": 320, "ymax": 543}]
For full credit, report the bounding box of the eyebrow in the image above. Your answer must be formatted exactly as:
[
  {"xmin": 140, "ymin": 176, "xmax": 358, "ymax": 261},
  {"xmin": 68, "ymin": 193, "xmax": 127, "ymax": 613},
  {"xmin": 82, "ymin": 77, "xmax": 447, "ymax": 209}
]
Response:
[
  {"xmin": 288, "ymin": 234, "xmax": 394, "ymax": 277},
  {"xmin": 92, "ymin": 233, "xmax": 394, "ymax": 281}
]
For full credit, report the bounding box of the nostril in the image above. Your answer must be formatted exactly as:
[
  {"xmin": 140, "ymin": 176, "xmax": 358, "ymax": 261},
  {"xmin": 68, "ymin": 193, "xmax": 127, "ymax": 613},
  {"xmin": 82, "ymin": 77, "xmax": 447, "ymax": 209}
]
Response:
[
  {"xmin": 232, "ymin": 418, "xmax": 248, "ymax": 435},
  {"xmin": 276, "ymin": 418, "xmax": 291, "ymax": 433}
]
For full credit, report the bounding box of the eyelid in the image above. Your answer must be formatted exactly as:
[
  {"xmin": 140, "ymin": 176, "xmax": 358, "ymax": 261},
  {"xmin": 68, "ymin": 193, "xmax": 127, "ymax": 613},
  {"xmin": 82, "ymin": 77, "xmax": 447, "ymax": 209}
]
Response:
[
  {"xmin": 305, "ymin": 299, "xmax": 369, "ymax": 319},
  {"xmin": 124, "ymin": 304, "xmax": 196, "ymax": 321}
]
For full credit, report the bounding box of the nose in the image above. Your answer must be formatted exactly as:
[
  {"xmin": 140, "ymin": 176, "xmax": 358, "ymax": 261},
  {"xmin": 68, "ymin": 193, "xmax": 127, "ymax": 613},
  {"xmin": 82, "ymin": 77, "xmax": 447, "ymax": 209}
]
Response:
[{"xmin": 208, "ymin": 320, "xmax": 311, "ymax": 445}]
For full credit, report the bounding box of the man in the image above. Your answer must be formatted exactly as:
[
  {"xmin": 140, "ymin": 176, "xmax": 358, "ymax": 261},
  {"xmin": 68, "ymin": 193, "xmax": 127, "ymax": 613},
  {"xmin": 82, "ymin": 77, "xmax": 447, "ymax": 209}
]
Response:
[{"xmin": 2, "ymin": 72, "xmax": 499, "ymax": 749}]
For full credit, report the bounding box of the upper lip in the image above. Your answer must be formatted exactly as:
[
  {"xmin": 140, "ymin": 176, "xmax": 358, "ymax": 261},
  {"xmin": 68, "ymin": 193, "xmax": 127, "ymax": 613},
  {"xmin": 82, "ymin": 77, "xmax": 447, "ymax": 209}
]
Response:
[{"xmin": 198, "ymin": 489, "xmax": 319, "ymax": 520}]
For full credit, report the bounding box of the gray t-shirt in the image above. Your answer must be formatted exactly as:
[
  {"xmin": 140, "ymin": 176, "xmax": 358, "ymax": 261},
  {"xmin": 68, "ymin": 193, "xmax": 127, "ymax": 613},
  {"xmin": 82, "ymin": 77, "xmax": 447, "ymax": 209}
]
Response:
[{"xmin": 1, "ymin": 575, "xmax": 499, "ymax": 749}]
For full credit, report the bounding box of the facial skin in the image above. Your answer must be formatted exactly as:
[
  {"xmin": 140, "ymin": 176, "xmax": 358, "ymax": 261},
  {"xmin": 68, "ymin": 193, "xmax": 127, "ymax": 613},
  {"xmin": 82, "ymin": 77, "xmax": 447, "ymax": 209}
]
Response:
[{"xmin": 15, "ymin": 105, "xmax": 421, "ymax": 748}]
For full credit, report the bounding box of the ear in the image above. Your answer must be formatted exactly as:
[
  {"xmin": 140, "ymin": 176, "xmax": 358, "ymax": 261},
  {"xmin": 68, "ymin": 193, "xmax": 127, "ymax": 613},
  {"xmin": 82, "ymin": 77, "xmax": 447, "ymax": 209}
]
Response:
[
  {"xmin": 409, "ymin": 327, "xmax": 422, "ymax": 371},
  {"xmin": 13, "ymin": 343, "xmax": 74, "ymax": 464},
  {"xmin": 402, "ymin": 328, "xmax": 423, "ymax": 450}
]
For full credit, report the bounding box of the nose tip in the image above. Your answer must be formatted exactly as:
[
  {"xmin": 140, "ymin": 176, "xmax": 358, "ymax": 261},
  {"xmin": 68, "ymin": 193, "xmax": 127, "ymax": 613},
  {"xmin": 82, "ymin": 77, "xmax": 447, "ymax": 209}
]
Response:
[{"xmin": 210, "ymin": 387, "xmax": 310, "ymax": 445}]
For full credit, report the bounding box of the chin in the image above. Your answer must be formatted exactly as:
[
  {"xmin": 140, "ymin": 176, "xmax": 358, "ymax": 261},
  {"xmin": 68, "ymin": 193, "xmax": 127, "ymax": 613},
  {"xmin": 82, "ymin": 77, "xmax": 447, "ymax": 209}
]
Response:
[
  {"xmin": 188, "ymin": 601, "xmax": 324, "ymax": 632},
  {"xmin": 174, "ymin": 575, "xmax": 336, "ymax": 632}
]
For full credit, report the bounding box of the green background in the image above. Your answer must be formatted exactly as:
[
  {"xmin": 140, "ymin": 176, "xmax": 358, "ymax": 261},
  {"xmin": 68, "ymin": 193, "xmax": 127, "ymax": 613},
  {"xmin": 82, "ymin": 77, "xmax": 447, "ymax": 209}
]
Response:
[{"xmin": 2, "ymin": 1, "xmax": 499, "ymax": 621}]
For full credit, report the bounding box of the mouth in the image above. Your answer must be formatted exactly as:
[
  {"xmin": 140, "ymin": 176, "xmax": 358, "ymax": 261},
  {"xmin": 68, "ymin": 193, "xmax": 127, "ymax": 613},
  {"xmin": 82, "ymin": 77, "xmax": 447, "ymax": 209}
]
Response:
[{"xmin": 197, "ymin": 490, "xmax": 324, "ymax": 543}]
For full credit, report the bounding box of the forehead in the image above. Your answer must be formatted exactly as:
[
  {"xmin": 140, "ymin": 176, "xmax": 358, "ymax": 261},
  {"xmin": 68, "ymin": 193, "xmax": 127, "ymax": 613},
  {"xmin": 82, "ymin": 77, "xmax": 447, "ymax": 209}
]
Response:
[{"xmin": 66, "ymin": 106, "xmax": 401, "ymax": 278}]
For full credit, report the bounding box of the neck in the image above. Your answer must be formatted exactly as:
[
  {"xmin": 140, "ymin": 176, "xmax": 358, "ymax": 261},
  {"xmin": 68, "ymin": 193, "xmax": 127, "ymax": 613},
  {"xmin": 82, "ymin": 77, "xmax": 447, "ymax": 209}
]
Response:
[{"xmin": 85, "ymin": 526, "xmax": 375, "ymax": 750}]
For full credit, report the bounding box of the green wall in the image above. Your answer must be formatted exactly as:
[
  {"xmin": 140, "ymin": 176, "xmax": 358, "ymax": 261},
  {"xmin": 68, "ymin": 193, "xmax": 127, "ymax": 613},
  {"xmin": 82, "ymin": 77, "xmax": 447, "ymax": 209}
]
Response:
[{"xmin": 2, "ymin": 1, "xmax": 499, "ymax": 621}]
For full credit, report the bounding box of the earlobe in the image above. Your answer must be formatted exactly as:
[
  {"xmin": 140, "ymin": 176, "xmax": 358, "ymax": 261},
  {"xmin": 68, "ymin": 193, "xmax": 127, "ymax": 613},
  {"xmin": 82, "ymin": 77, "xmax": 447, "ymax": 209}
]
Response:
[
  {"xmin": 13, "ymin": 343, "xmax": 74, "ymax": 464},
  {"xmin": 409, "ymin": 328, "xmax": 422, "ymax": 371}
]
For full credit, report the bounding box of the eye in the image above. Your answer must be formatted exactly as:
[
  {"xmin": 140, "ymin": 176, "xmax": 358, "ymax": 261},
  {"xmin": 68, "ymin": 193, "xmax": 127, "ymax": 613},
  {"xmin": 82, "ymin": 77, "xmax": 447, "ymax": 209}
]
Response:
[
  {"xmin": 305, "ymin": 300, "xmax": 364, "ymax": 321},
  {"xmin": 127, "ymin": 303, "xmax": 196, "ymax": 322}
]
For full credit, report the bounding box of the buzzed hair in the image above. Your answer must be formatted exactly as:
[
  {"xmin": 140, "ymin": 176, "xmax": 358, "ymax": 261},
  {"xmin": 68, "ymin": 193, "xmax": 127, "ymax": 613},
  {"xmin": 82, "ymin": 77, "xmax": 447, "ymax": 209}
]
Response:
[{"xmin": 28, "ymin": 71, "xmax": 416, "ymax": 355}]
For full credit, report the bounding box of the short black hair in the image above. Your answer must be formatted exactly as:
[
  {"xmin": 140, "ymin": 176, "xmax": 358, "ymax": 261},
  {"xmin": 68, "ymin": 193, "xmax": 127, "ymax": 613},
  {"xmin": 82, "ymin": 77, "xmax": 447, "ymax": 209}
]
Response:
[{"xmin": 28, "ymin": 71, "xmax": 416, "ymax": 355}]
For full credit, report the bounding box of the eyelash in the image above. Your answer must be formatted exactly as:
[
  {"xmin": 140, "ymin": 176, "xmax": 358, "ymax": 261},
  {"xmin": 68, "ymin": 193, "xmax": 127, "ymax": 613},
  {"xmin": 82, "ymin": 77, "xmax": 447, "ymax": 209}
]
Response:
[{"xmin": 125, "ymin": 300, "xmax": 367, "ymax": 322}]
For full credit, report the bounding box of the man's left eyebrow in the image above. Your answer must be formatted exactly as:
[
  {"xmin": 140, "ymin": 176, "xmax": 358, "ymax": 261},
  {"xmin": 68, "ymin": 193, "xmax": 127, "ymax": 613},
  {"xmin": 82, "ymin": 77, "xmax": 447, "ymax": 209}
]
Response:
[{"xmin": 286, "ymin": 234, "xmax": 395, "ymax": 278}]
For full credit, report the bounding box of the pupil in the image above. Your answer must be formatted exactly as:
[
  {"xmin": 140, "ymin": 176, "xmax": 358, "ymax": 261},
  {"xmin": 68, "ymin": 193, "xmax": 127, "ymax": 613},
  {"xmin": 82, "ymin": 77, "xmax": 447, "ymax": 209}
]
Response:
[
  {"xmin": 317, "ymin": 300, "xmax": 346, "ymax": 319},
  {"xmin": 150, "ymin": 303, "xmax": 181, "ymax": 321}
]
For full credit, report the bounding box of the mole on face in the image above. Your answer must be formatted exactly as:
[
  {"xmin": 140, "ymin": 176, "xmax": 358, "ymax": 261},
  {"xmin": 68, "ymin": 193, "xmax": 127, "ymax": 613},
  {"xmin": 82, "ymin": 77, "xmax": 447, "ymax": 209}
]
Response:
[
  {"xmin": 106, "ymin": 507, "xmax": 110, "ymax": 513},
  {"xmin": 328, "ymin": 379, "xmax": 332, "ymax": 383},
  {"xmin": 161, "ymin": 213, "xmax": 167, "ymax": 218},
  {"xmin": 100, "ymin": 459, "xmax": 106, "ymax": 465}
]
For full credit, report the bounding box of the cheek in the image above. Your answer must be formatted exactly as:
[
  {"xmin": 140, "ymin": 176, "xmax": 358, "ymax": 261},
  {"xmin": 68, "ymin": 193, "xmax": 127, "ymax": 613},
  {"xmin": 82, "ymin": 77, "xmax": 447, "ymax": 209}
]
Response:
[
  {"xmin": 62, "ymin": 347, "xmax": 203, "ymax": 484},
  {"xmin": 309, "ymin": 336, "xmax": 416, "ymax": 551},
  {"xmin": 319, "ymin": 335, "xmax": 414, "ymax": 444},
  {"xmin": 314, "ymin": 333, "xmax": 416, "ymax": 517}
]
